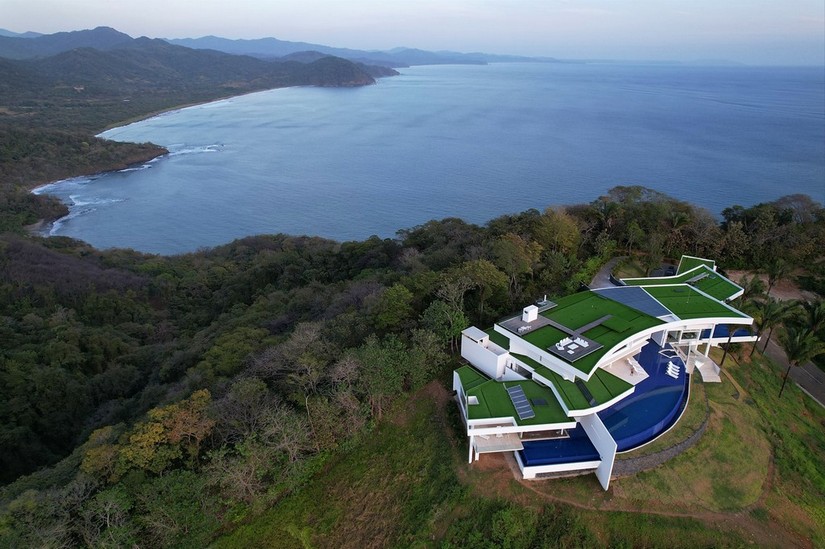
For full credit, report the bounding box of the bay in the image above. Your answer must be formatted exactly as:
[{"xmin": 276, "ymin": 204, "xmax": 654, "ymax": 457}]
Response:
[{"xmin": 36, "ymin": 63, "xmax": 825, "ymax": 255}]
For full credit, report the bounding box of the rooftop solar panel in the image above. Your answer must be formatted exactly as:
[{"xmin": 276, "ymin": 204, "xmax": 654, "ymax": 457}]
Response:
[{"xmin": 506, "ymin": 385, "xmax": 536, "ymax": 420}]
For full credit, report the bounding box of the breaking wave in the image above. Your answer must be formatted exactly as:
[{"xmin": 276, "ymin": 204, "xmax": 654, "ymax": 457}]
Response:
[{"xmin": 167, "ymin": 144, "xmax": 224, "ymax": 156}]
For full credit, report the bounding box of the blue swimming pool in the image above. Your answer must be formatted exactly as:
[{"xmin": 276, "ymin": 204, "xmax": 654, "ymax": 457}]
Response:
[
  {"xmin": 702, "ymin": 325, "xmax": 753, "ymax": 338},
  {"xmin": 520, "ymin": 425, "xmax": 599, "ymax": 466},
  {"xmin": 518, "ymin": 341, "xmax": 690, "ymax": 464},
  {"xmin": 599, "ymin": 341, "xmax": 689, "ymax": 451}
]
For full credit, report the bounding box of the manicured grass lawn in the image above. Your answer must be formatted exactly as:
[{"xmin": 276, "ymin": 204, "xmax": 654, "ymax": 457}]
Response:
[
  {"xmin": 677, "ymin": 256, "xmax": 715, "ymax": 275},
  {"xmin": 533, "ymin": 347, "xmax": 824, "ymax": 545},
  {"xmin": 521, "ymin": 291, "xmax": 663, "ymax": 375},
  {"xmin": 645, "ymin": 285, "xmax": 746, "ymax": 319},
  {"xmin": 467, "ymin": 377, "xmax": 570, "ymax": 424},
  {"xmin": 624, "ymin": 263, "xmax": 741, "ymax": 302}
]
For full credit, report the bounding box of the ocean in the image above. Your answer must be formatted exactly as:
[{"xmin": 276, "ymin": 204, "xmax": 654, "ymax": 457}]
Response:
[{"xmin": 34, "ymin": 63, "xmax": 825, "ymax": 255}]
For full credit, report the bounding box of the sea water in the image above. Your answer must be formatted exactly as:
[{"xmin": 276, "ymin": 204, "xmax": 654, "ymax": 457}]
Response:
[{"xmin": 35, "ymin": 63, "xmax": 825, "ymax": 255}]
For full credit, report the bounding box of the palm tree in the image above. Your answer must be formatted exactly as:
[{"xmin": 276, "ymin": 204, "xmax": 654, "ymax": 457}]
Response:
[
  {"xmin": 720, "ymin": 320, "xmax": 748, "ymax": 366},
  {"xmin": 777, "ymin": 325, "xmax": 825, "ymax": 398},
  {"xmin": 738, "ymin": 274, "xmax": 766, "ymax": 307},
  {"xmin": 800, "ymin": 299, "xmax": 825, "ymax": 334},
  {"xmin": 764, "ymin": 259, "xmax": 789, "ymax": 297},
  {"xmin": 749, "ymin": 298, "xmax": 796, "ymax": 357}
]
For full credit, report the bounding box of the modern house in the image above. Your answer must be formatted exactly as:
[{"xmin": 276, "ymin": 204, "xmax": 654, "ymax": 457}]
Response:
[{"xmin": 453, "ymin": 255, "xmax": 756, "ymax": 490}]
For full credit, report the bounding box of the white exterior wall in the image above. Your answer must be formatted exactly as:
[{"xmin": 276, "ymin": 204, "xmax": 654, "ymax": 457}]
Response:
[
  {"xmin": 597, "ymin": 335, "xmax": 651, "ymax": 370},
  {"xmin": 579, "ymin": 413, "xmax": 618, "ymax": 490},
  {"xmin": 461, "ymin": 334, "xmax": 506, "ymax": 379},
  {"xmin": 452, "ymin": 370, "xmax": 469, "ymax": 425},
  {"xmin": 500, "ymin": 325, "xmax": 584, "ymax": 381},
  {"xmin": 499, "ymin": 366, "xmax": 526, "ymax": 382}
]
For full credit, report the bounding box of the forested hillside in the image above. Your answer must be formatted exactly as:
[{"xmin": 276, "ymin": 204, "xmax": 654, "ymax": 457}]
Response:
[
  {"xmin": 0, "ymin": 186, "xmax": 823, "ymax": 546},
  {"xmin": 0, "ymin": 28, "xmax": 823, "ymax": 547}
]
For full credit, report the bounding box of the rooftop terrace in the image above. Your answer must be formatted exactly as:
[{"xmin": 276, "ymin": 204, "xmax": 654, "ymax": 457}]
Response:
[
  {"xmin": 643, "ymin": 285, "xmax": 748, "ymax": 320},
  {"xmin": 513, "ymin": 353, "xmax": 634, "ymax": 413},
  {"xmin": 463, "ymin": 372, "xmax": 571, "ymax": 426},
  {"xmin": 515, "ymin": 291, "xmax": 663, "ymax": 375},
  {"xmin": 677, "ymin": 255, "xmax": 716, "ymax": 275},
  {"xmin": 623, "ymin": 264, "xmax": 742, "ymax": 302}
]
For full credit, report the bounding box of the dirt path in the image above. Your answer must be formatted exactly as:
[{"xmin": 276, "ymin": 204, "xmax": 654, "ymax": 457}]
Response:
[
  {"xmin": 727, "ymin": 269, "xmax": 818, "ymax": 302},
  {"xmin": 464, "ymin": 454, "xmax": 813, "ymax": 548}
]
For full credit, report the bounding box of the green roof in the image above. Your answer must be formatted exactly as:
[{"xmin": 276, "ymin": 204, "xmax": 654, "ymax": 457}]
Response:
[
  {"xmin": 623, "ymin": 261, "xmax": 742, "ymax": 302},
  {"xmin": 456, "ymin": 365, "xmax": 489, "ymax": 392},
  {"xmin": 517, "ymin": 291, "xmax": 663, "ymax": 375},
  {"xmin": 486, "ymin": 327, "xmax": 510, "ymax": 349},
  {"xmin": 512, "ymin": 353, "xmax": 633, "ymax": 413},
  {"xmin": 677, "ymin": 255, "xmax": 716, "ymax": 275},
  {"xmin": 643, "ymin": 285, "xmax": 748, "ymax": 320},
  {"xmin": 465, "ymin": 377, "xmax": 571, "ymax": 425}
]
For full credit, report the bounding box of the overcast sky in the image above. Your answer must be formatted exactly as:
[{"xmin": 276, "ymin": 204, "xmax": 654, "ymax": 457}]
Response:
[{"xmin": 2, "ymin": 0, "xmax": 823, "ymax": 65}]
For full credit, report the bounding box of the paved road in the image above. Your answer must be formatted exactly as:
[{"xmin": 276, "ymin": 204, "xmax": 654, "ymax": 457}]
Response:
[
  {"xmin": 590, "ymin": 257, "xmax": 623, "ymax": 289},
  {"xmin": 761, "ymin": 337, "xmax": 825, "ymax": 407}
]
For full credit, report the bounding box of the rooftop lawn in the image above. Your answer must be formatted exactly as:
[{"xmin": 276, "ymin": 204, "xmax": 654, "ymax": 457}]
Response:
[
  {"xmin": 623, "ymin": 265, "xmax": 741, "ymax": 302},
  {"xmin": 455, "ymin": 365, "xmax": 490, "ymax": 392},
  {"xmin": 511, "ymin": 353, "xmax": 633, "ymax": 413},
  {"xmin": 518, "ymin": 291, "xmax": 663, "ymax": 375},
  {"xmin": 693, "ymin": 274, "xmax": 742, "ymax": 302},
  {"xmin": 485, "ymin": 327, "xmax": 510, "ymax": 350},
  {"xmin": 677, "ymin": 255, "xmax": 716, "ymax": 275},
  {"xmin": 643, "ymin": 286, "xmax": 748, "ymax": 320},
  {"xmin": 466, "ymin": 377, "xmax": 571, "ymax": 425}
]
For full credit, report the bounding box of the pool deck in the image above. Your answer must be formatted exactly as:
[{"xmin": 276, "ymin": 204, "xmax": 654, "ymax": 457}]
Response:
[
  {"xmin": 518, "ymin": 340, "xmax": 689, "ymax": 464},
  {"xmin": 599, "ymin": 341, "xmax": 689, "ymax": 451},
  {"xmin": 601, "ymin": 356, "xmax": 650, "ymax": 386}
]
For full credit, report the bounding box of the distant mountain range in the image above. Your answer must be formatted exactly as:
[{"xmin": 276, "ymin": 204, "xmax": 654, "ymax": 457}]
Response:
[
  {"xmin": 0, "ymin": 28, "xmax": 42, "ymax": 39},
  {"xmin": 0, "ymin": 26, "xmax": 559, "ymax": 68},
  {"xmin": 164, "ymin": 35, "xmax": 559, "ymax": 68},
  {"xmin": 0, "ymin": 27, "xmax": 391, "ymax": 97},
  {"xmin": 0, "ymin": 27, "xmax": 398, "ymax": 136}
]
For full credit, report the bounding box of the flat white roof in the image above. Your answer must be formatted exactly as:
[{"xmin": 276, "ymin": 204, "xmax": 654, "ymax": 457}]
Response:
[{"xmin": 462, "ymin": 326, "xmax": 489, "ymax": 343}]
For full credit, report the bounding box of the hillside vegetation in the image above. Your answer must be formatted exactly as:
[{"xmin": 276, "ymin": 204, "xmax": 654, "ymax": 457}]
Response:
[
  {"xmin": 0, "ymin": 188, "xmax": 822, "ymax": 546},
  {"xmin": 0, "ymin": 29, "xmax": 823, "ymax": 547}
]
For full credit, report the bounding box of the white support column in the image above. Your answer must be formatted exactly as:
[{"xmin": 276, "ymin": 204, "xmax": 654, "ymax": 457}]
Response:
[
  {"xmin": 579, "ymin": 414, "xmax": 618, "ymax": 491},
  {"xmin": 468, "ymin": 435, "xmax": 474, "ymax": 463}
]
